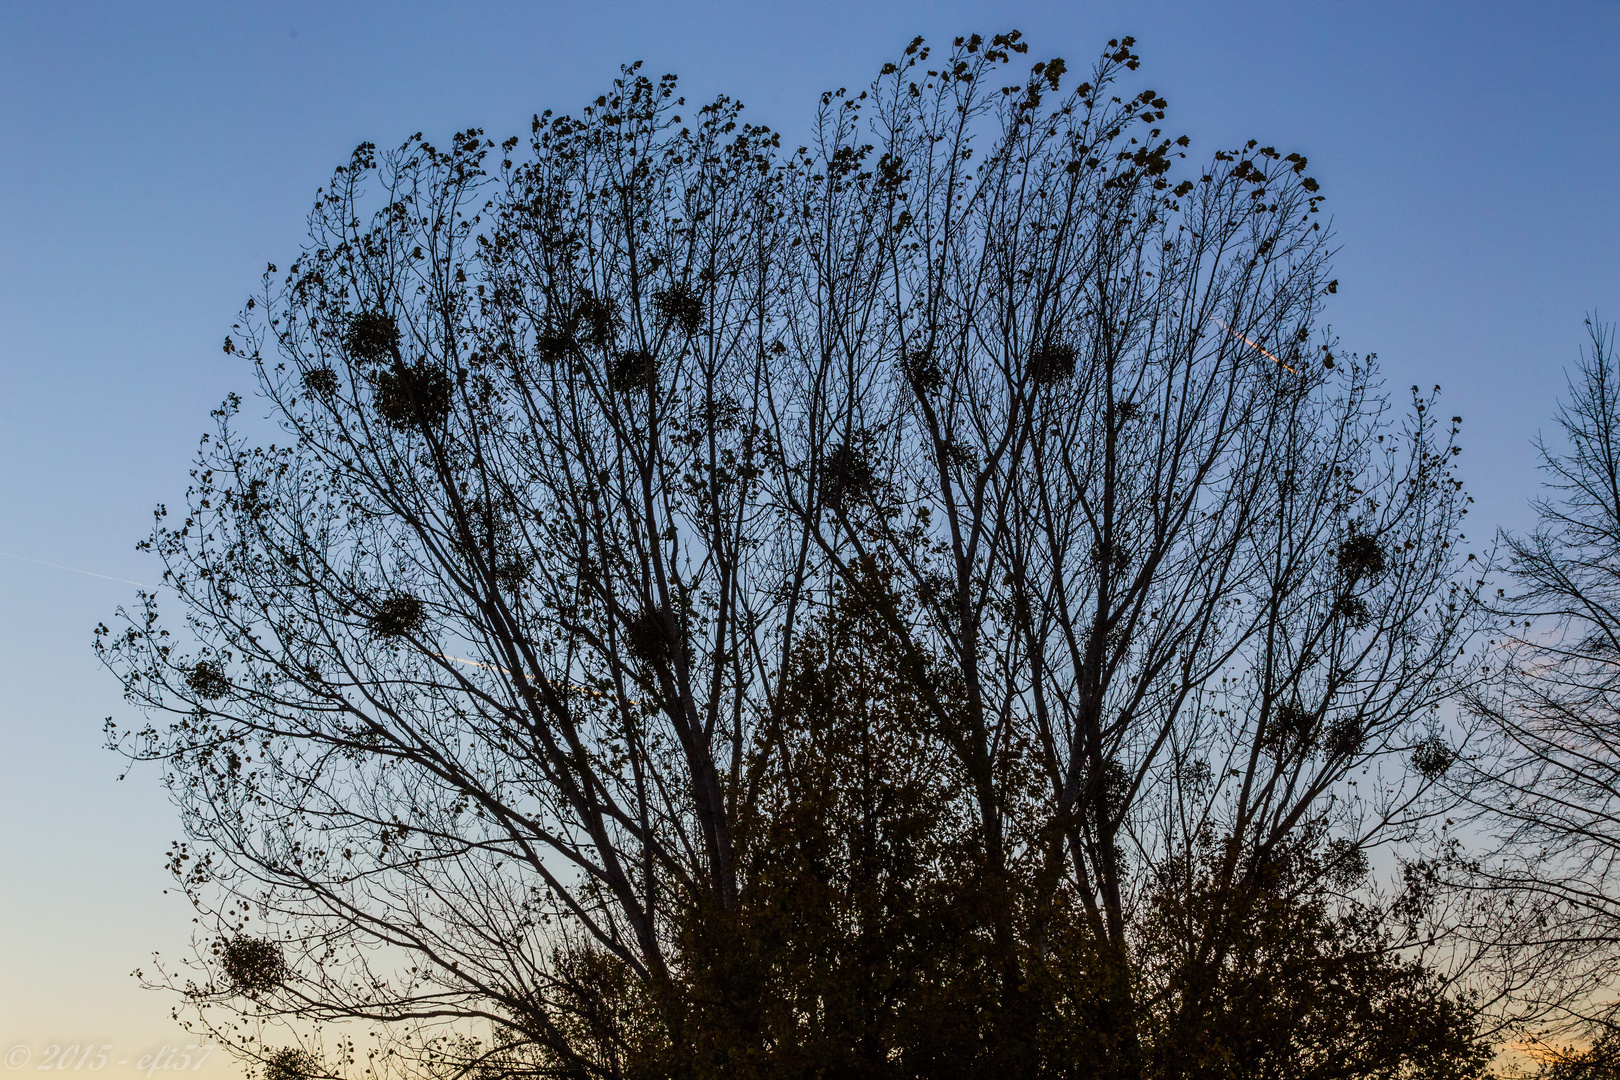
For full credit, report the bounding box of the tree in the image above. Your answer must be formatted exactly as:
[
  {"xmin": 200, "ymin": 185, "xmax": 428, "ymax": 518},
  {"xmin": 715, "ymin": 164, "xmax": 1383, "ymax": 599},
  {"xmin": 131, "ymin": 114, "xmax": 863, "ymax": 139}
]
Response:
[
  {"xmin": 1531, "ymin": 1029, "xmax": 1620, "ymax": 1080},
  {"xmin": 103, "ymin": 32, "xmax": 1490, "ymax": 1080},
  {"xmin": 1462, "ymin": 319, "xmax": 1620, "ymax": 1040}
]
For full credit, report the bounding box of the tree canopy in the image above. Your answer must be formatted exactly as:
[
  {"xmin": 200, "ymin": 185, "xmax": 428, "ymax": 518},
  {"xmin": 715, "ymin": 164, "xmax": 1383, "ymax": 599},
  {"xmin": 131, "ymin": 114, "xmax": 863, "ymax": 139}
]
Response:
[{"xmin": 103, "ymin": 32, "xmax": 1495, "ymax": 1080}]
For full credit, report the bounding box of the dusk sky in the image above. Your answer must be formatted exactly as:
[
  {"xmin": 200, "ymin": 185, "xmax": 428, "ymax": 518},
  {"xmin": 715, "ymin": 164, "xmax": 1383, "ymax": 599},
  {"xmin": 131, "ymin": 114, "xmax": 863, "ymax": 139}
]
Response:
[{"xmin": 3, "ymin": 1, "xmax": 1619, "ymax": 1072}]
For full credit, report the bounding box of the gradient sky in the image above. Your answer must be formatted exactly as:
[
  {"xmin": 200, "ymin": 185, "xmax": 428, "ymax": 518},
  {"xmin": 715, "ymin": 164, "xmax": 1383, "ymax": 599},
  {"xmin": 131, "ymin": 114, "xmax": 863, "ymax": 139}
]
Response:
[{"xmin": 3, "ymin": 2, "xmax": 1619, "ymax": 1072}]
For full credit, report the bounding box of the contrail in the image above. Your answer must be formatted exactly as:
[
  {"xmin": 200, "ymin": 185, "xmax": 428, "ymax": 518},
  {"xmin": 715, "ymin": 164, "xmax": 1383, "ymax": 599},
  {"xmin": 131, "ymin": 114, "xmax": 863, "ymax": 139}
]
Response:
[
  {"xmin": 1211, "ymin": 317, "xmax": 1299, "ymax": 374},
  {"xmin": 0, "ymin": 550, "xmax": 150, "ymax": 589}
]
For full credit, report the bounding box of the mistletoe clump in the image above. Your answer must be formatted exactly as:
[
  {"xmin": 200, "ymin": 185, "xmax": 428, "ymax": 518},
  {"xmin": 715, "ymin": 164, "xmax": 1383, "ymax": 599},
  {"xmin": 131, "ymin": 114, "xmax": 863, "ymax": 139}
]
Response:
[
  {"xmin": 185, "ymin": 660, "xmax": 232, "ymax": 700},
  {"xmin": 1337, "ymin": 533, "xmax": 1386, "ymax": 581},
  {"xmin": 372, "ymin": 360, "xmax": 453, "ymax": 429},
  {"xmin": 1030, "ymin": 340, "xmax": 1077, "ymax": 385},
  {"xmin": 608, "ymin": 349, "xmax": 658, "ymax": 393},
  {"xmin": 263, "ymin": 1048, "xmax": 320, "ymax": 1080},
  {"xmin": 219, "ymin": 935, "xmax": 286, "ymax": 996},
  {"xmin": 653, "ymin": 283, "xmax": 705, "ymax": 336},
  {"xmin": 301, "ymin": 366, "xmax": 338, "ymax": 397},
  {"xmin": 369, "ymin": 592, "xmax": 427, "ymax": 638},
  {"xmin": 343, "ymin": 310, "xmax": 399, "ymax": 363}
]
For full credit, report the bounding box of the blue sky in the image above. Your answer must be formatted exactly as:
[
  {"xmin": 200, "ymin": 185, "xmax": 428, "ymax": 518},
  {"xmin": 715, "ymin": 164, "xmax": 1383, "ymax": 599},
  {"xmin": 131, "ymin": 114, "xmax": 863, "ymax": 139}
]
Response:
[{"xmin": 3, "ymin": 1, "xmax": 1618, "ymax": 1068}]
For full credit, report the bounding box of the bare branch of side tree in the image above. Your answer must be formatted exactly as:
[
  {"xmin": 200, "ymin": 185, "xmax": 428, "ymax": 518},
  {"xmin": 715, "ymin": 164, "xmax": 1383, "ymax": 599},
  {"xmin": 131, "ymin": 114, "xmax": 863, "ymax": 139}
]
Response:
[{"xmin": 1463, "ymin": 318, "xmax": 1620, "ymax": 1039}]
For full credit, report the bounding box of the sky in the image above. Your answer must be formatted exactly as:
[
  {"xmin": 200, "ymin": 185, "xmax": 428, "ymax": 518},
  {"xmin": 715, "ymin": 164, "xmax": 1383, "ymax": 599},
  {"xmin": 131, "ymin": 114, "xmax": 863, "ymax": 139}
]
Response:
[{"xmin": 2, "ymin": 1, "xmax": 1618, "ymax": 1073}]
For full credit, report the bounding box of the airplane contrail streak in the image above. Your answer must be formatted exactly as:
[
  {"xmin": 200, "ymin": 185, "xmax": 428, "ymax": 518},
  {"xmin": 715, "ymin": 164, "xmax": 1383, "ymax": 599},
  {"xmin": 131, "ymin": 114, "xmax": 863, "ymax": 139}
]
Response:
[
  {"xmin": 0, "ymin": 550, "xmax": 150, "ymax": 589},
  {"xmin": 1211, "ymin": 317, "xmax": 1300, "ymax": 374}
]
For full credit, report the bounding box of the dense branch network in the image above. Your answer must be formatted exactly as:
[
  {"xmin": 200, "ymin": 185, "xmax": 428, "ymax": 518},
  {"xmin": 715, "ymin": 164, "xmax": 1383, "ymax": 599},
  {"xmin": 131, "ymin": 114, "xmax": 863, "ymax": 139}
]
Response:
[{"xmin": 102, "ymin": 32, "xmax": 1496, "ymax": 1080}]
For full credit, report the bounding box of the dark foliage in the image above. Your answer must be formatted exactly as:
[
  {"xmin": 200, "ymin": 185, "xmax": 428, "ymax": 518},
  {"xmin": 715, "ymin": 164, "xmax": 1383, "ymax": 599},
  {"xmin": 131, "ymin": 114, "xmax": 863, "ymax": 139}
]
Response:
[
  {"xmin": 301, "ymin": 366, "xmax": 338, "ymax": 397},
  {"xmin": 622, "ymin": 607, "xmax": 679, "ymax": 668},
  {"xmin": 218, "ymin": 935, "xmax": 286, "ymax": 996},
  {"xmin": 1411, "ymin": 734, "xmax": 1455, "ymax": 779},
  {"xmin": 343, "ymin": 310, "xmax": 399, "ymax": 364},
  {"xmin": 901, "ymin": 348, "xmax": 944, "ymax": 394},
  {"xmin": 607, "ymin": 349, "xmax": 658, "ymax": 393},
  {"xmin": 1535, "ymin": 1030, "xmax": 1620, "ymax": 1080},
  {"xmin": 372, "ymin": 360, "xmax": 453, "ymax": 429},
  {"xmin": 368, "ymin": 592, "xmax": 425, "ymax": 638},
  {"xmin": 576, "ymin": 294, "xmax": 616, "ymax": 349},
  {"xmin": 1325, "ymin": 716, "xmax": 1367, "ymax": 759},
  {"xmin": 536, "ymin": 328, "xmax": 574, "ymax": 364},
  {"xmin": 653, "ymin": 283, "xmax": 705, "ymax": 337},
  {"xmin": 1337, "ymin": 533, "xmax": 1386, "ymax": 580},
  {"xmin": 1333, "ymin": 594, "xmax": 1372, "ymax": 628},
  {"xmin": 1139, "ymin": 837, "xmax": 1492, "ymax": 1080},
  {"xmin": 184, "ymin": 660, "xmax": 231, "ymax": 700},
  {"xmin": 1261, "ymin": 699, "xmax": 1315, "ymax": 758},
  {"xmin": 821, "ymin": 437, "xmax": 878, "ymax": 511},
  {"xmin": 1029, "ymin": 340, "xmax": 1077, "ymax": 385},
  {"xmin": 263, "ymin": 1049, "xmax": 321, "ymax": 1080}
]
